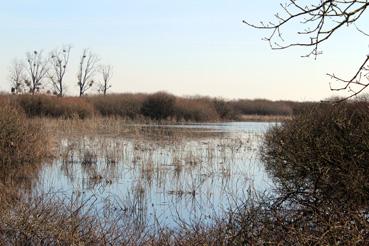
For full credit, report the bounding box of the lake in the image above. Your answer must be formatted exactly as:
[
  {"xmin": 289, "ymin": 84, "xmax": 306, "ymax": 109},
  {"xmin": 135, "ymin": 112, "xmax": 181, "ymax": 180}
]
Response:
[{"xmin": 35, "ymin": 122, "xmax": 276, "ymax": 229}]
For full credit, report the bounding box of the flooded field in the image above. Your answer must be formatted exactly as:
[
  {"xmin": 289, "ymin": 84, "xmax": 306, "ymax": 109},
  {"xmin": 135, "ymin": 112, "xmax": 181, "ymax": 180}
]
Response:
[{"xmin": 35, "ymin": 122, "xmax": 275, "ymax": 229}]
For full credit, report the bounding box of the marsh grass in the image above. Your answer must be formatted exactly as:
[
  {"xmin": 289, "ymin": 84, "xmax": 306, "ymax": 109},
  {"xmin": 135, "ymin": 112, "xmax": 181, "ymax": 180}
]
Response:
[
  {"xmin": 8, "ymin": 104, "xmax": 366, "ymax": 245},
  {"xmin": 25, "ymin": 120, "xmax": 267, "ymax": 237},
  {"xmin": 0, "ymin": 103, "xmax": 50, "ymax": 179},
  {"xmin": 1, "ymin": 98, "xmax": 369, "ymax": 245},
  {"xmin": 1, "ymin": 93, "xmax": 297, "ymax": 122}
]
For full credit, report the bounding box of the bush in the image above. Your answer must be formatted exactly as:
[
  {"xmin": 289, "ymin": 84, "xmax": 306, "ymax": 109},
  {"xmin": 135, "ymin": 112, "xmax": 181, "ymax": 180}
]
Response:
[
  {"xmin": 16, "ymin": 95, "xmax": 94, "ymax": 119},
  {"xmin": 213, "ymin": 98, "xmax": 236, "ymax": 120},
  {"xmin": 88, "ymin": 94, "xmax": 145, "ymax": 119},
  {"xmin": 261, "ymin": 101, "xmax": 369, "ymax": 209},
  {"xmin": 141, "ymin": 92, "xmax": 176, "ymax": 120},
  {"xmin": 59, "ymin": 97, "xmax": 95, "ymax": 119},
  {"xmin": 231, "ymin": 99, "xmax": 292, "ymax": 116},
  {"xmin": 0, "ymin": 104, "xmax": 48, "ymax": 170},
  {"xmin": 174, "ymin": 97, "xmax": 220, "ymax": 122}
]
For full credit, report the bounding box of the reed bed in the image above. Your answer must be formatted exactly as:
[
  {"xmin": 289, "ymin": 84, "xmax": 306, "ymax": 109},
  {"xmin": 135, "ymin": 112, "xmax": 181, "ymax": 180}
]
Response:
[
  {"xmin": 0, "ymin": 115, "xmax": 270, "ymax": 244},
  {"xmin": 2, "ymin": 100, "xmax": 368, "ymax": 244},
  {"xmin": 1, "ymin": 93, "xmax": 299, "ymax": 122}
]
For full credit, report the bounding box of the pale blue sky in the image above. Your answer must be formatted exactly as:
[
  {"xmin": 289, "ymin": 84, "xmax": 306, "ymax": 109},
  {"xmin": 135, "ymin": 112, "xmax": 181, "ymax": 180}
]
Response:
[{"xmin": 0, "ymin": 0, "xmax": 368, "ymax": 100}]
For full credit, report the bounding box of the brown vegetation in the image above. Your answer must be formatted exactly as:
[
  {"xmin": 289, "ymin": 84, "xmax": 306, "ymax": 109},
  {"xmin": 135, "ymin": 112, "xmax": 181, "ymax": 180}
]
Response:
[
  {"xmin": 0, "ymin": 103, "xmax": 48, "ymax": 175},
  {"xmin": 141, "ymin": 92, "xmax": 176, "ymax": 120},
  {"xmin": 88, "ymin": 93, "xmax": 145, "ymax": 119},
  {"xmin": 174, "ymin": 97, "xmax": 220, "ymax": 122},
  {"xmin": 230, "ymin": 99, "xmax": 292, "ymax": 116},
  {"xmin": 0, "ymin": 93, "xmax": 298, "ymax": 122},
  {"xmin": 259, "ymin": 101, "xmax": 369, "ymax": 244},
  {"xmin": 15, "ymin": 94, "xmax": 95, "ymax": 119},
  {"xmin": 1, "ymin": 101, "xmax": 369, "ymax": 244},
  {"xmin": 262, "ymin": 101, "xmax": 369, "ymax": 209}
]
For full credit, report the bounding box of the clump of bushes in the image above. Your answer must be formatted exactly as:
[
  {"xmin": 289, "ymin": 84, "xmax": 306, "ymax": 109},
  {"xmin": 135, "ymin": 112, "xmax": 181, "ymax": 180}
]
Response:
[
  {"xmin": 0, "ymin": 103, "xmax": 48, "ymax": 171},
  {"xmin": 262, "ymin": 101, "xmax": 369, "ymax": 209},
  {"xmin": 141, "ymin": 92, "xmax": 176, "ymax": 120},
  {"xmin": 213, "ymin": 98, "xmax": 236, "ymax": 119},
  {"xmin": 249, "ymin": 101, "xmax": 369, "ymax": 244},
  {"xmin": 231, "ymin": 99, "xmax": 293, "ymax": 116},
  {"xmin": 16, "ymin": 95, "xmax": 94, "ymax": 119},
  {"xmin": 174, "ymin": 97, "xmax": 220, "ymax": 122},
  {"xmin": 88, "ymin": 93, "xmax": 145, "ymax": 119},
  {"xmin": 0, "ymin": 93, "xmax": 297, "ymax": 122}
]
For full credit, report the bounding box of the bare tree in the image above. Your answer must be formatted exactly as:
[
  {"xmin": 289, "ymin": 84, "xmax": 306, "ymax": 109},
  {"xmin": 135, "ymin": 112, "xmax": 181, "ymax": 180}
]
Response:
[
  {"xmin": 24, "ymin": 50, "xmax": 49, "ymax": 94},
  {"xmin": 49, "ymin": 45, "xmax": 72, "ymax": 96},
  {"xmin": 77, "ymin": 49, "xmax": 99, "ymax": 96},
  {"xmin": 97, "ymin": 65, "xmax": 113, "ymax": 95},
  {"xmin": 244, "ymin": 1, "xmax": 369, "ymax": 100},
  {"xmin": 9, "ymin": 59, "xmax": 25, "ymax": 94}
]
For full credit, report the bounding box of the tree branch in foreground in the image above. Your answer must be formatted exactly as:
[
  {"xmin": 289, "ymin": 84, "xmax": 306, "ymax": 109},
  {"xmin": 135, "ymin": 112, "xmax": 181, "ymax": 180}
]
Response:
[{"xmin": 244, "ymin": 0, "xmax": 369, "ymax": 100}]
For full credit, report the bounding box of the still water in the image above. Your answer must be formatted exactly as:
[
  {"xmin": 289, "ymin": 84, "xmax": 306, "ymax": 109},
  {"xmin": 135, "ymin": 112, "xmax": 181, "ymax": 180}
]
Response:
[{"xmin": 36, "ymin": 122, "xmax": 275, "ymax": 228}]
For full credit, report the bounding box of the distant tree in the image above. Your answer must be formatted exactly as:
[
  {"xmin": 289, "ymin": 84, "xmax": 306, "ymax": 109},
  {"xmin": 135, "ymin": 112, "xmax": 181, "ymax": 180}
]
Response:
[
  {"xmin": 24, "ymin": 50, "xmax": 49, "ymax": 94},
  {"xmin": 9, "ymin": 59, "xmax": 25, "ymax": 94},
  {"xmin": 48, "ymin": 45, "xmax": 72, "ymax": 96},
  {"xmin": 77, "ymin": 49, "xmax": 99, "ymax": 96},
  {"xmin": 97, "ymin": 65, "xmax": 113, "ymax": 95},
  {"xmin": 213, "ymin": 98, "xmax": 234, "ymax": 119},
  {"xmin": 244, "ymin": 1, "xmax": 369, "ymax": 100}
]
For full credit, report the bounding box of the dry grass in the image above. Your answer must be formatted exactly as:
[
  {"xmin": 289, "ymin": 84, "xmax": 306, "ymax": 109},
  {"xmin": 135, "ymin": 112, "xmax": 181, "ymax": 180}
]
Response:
[
  {"xmin": 239, "ymin": 114, "xmax": 290, "ymax": 122},
  {"xmin": 0, "ymin": 93, "xmax": 298, "ymax": 122},
  {"xmin": 2, "ymin": 101, "xmax": 367, "ymax": 244},
  {"xmin": 0, "ymin": 103, "xmax": 50, "ymax": 177}
]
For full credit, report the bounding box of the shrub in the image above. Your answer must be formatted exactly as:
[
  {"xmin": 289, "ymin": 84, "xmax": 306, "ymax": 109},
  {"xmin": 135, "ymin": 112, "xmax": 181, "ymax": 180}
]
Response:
[
  {"xmin": 174, "ymin": 97, "xmax": 220, "ymax": 122},
  {"xmin": 212, "ymin": 98, "xmax": 236, "ymax": 120},
  {"xmin": 88, "ymin": 94, "xmax": 145, "ymax": 119},
  {"xmin": 16, "ymin": 95, "xmax": 94, "ymax": 119},
  {"xmin": 0, "ymin": 104, "xmax": 48, "ymax": 171},
  {"xmin": 141, "ymin": 92, "xmax": 176, "ymax": 120},
  {"xmin": 58, "ymin": 97, "xmax": 95, "ymax": 119},
  {"xmin": 231, "ymin": 99, "xmax": 292, "ymax": 116},
  {"xmin": 261, "ymin": 101, "xmax": 369, "ymax": 209}
]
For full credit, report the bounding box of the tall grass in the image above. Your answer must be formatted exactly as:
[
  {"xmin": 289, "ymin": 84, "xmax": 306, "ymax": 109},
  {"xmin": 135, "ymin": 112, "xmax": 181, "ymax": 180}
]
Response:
[
  {"xmin": 88, "ymin": 93, "xmax": 145, "ymax": 119},
  {"xmin": 174, "ymin": 97, "xmax": 220, "ymax": 122},
  {"xmin": 0, "ymin": 93, "xmax": 297, "ymax": 121},
  {"xmin": 16, "ymin": 94, "xmax": 95, "ymax": 119},
  {"xmin": 1, "ymin": 101, "xmax": 369, "ymax": 244},
  {"xmin": 230, "ymin": 99, "xmax": 293, "ymax": 116},
  {"xmin": 0, "ymin": 103, "xmax": 48, "ymax": 172}
]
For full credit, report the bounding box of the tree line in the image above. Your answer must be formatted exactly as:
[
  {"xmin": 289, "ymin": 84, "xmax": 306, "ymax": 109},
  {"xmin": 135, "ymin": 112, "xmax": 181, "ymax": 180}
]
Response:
[{"xmin": 8, "ymin": 45, "xmax": 113, "ymax": 97}]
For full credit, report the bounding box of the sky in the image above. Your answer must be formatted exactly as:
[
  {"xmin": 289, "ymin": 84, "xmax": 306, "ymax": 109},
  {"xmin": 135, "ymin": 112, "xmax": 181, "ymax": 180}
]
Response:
[{"xmin": 0, "ymin": 0, "xmax": 368, "ymax": 101}]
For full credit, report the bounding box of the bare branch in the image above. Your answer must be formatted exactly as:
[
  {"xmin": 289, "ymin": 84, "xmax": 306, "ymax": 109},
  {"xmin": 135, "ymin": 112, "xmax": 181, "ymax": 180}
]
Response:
[
  {"xmin": 244, "ymin": 0, "xmax": 369, "ymax": 99},
  {"xmin": 97, "ymin": 65, "xmax": 113, "ymax": 95},
  {"xmin": 329, "ymin": 56, "xmax": 369, "ymax": 102},
  {"xmin": 8, "ymin": 59, "xmax": 25, "ymax": 94},
  {"xmin": 77, "ymin": 49, "xmax": 100, "ymax": 96},
  {"xmin": 24, "ymin": 50, "xmax": 49, "ymax": 95},
  {"xmin": 49, "ymin": 45, "xmax": 72, "ymax": 96}
]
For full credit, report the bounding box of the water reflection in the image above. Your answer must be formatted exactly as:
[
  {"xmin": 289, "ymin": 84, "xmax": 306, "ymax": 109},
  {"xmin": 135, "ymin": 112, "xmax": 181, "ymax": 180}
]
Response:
[{"xmin": 36, "ymin": 122, "xmax": 275, "ymax": 228}]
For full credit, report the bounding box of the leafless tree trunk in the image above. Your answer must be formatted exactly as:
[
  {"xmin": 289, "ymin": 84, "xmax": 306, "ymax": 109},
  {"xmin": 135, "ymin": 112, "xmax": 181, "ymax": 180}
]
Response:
[
  {"xmin": 24, "ymin": 50, "xmax": 49, "ymax": 95},
  {"xmin": 77, "ymin": 49, "xmax": 99, "ymax": 96},
  {"xmin": 49, "ymin": 45, "xmax": 72, "ymax": 96},
  {"xmin": 244, "ymin": 0, "xmax": 369, "ymax": 100},
  {"xmin": 98, "ymin": 65, "xmax": 113, "ymax": 95},
  {"xmin": 9, "ymin": 59, "xmax": 25, "ymax": 94}
]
